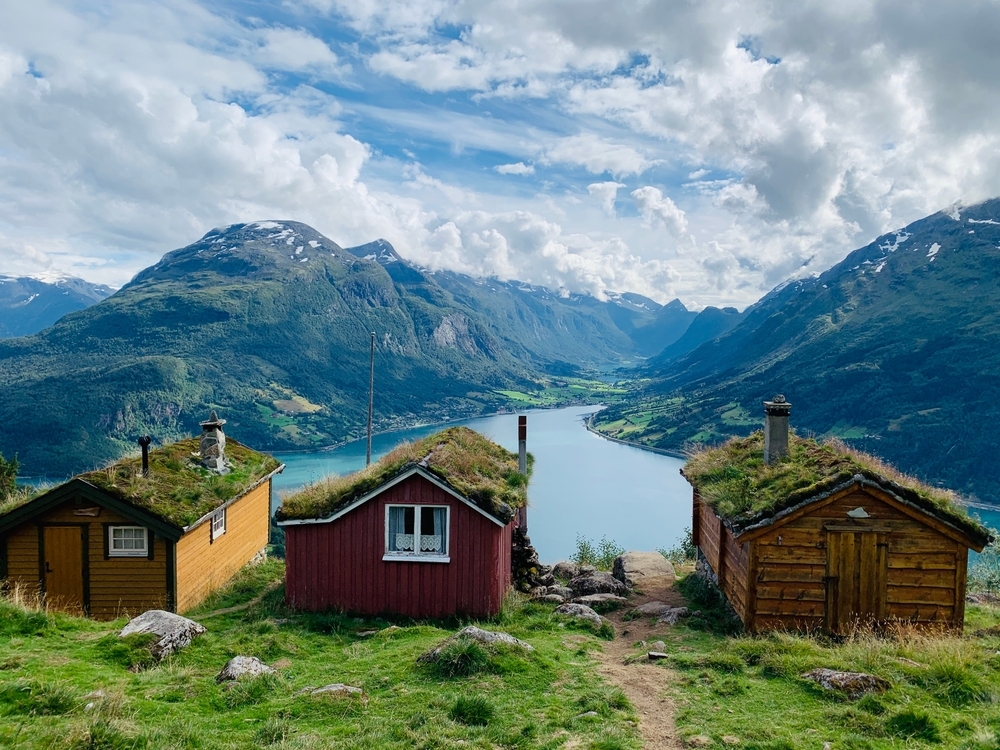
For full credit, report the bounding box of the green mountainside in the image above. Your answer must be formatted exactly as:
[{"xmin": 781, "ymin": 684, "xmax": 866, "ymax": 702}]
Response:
[
  {"xmin": 0, "ymin": 222, "xmax": 701, "ymax": 477},
  {"xmin": 595, "ymin": 199, "xmax": 1000, "ymax": 502}
]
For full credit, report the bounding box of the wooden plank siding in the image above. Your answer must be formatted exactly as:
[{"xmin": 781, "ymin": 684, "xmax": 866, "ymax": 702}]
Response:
[
  {"xmin": 695, "ymin": 486, "xmax": 974, "ymax": 633},
  {"xmin": 285, "ymin": 473, "xmax": 513, "ymax": 619},
  {"xmin": 174, "ymin": 481, "xmax": 270, "ymax": 614}
]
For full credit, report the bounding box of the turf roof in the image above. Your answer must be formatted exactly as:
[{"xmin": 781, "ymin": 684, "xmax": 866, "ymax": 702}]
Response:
[
  {"xmin": 277, "ymin": 426, "xmax": 530, "ymax": 523},
  {"xmin": 683, "ymin": 431, "xmax": 992, "ymax": 545},
  {"xmin": 75, "ymin": 437, "xmax": 282, "ymax": 528}
]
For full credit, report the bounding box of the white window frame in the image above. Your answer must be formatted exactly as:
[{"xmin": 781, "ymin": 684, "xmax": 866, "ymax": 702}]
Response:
[
  {"xmin": 383, "ymin": 504, "xmax": 450, "ymax": 563},
  {"xmin": 108, "ymin": 525, "xmax": 148, "ymax": 557},
  {"xmin": 211, "ymin": 508, "xmax": 226, "ymax": 540}
]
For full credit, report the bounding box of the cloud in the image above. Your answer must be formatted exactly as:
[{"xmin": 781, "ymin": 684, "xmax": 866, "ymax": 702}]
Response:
[
  {"xmin": 631, "ymin": 187, "xmax": 688, "ymax": 236},
  {"xmin": 545, "ymin": 133, "xmax": 651, "ymax": 176},
  {"xmin": 587, "ymin": 181, "xmax": 625, "ymax": 216},
  {"xmin": 252, "ymin": 27, "xmax": 343, "ymax": 74},
  {"xmin": 495, "ymin": 162, "xmax": 535, "ymax": 175}
]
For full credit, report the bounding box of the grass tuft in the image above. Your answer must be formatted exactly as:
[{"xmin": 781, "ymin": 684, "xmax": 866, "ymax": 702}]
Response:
[
  {"xmin": 449, "ymin": 695, "xmax": 494, "ymax": 725},
  {"xmin": 222, "ymin": 672, "xmax": 285, "ymax": 709},
  {"xmin": 0, "ymin": 680, "xmax": 77, "ymax": 716},
  {"xmin": 885, "ymin": 709, "xmax": 942, "ymax": 741},
  {"xmin": 95, "ymin": 634, "xmax": 158, "ymax": 672}
]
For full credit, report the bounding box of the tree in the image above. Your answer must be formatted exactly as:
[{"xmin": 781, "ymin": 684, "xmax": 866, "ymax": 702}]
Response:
[{"xmin": 0, "ymin": 451, "xmax": 18, "ymax": 496}]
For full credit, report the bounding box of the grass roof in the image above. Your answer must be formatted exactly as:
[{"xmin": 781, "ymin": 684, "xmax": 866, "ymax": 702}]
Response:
[
  {"xmin": 76, "ymin": 438, "xmax": 281, "ymax": 528},
  {"xmin": 683, "ymin": 431, "xmax": 991, "ymax": 544},
  {"xmin": 277, "ymin": 426, "xmax": 530, "ymax": 523}
]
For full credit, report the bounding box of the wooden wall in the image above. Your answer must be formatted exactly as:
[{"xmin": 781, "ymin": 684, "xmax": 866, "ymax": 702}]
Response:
[
  {"xmin": 285, "ymin": 474, "xmax": 513, "ymax": 619},
  {"xmin": 694, "ymin": 495, "xmax": 751, "ymax": 623},
  {"xmin": 1, "ymin": 500, "xmax": 168, "ymax": 619},
  {"xmin": 174, "ymin": 480, "xmax": 270, "ymax": 614}
]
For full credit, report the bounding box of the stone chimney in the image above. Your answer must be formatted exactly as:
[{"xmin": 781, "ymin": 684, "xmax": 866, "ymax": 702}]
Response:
[
  {"xmin": 516, "ymin": 415, "xmax": 528, "ymax": 531},
  {"xmin": 199, "ymin": 410, "xmax": 229, "ymax": 474},
  {"xmin": 763, "ymin": 394, "xmax": 792, "ymax": 464}
]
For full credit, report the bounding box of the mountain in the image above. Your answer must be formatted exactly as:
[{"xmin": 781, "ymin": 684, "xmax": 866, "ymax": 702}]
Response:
[
  {"xmin": 648, "ymin": 306, "xmax": 744, "ymax": 365},
  {"xmin": 0, "ymin": 222, "xmax": 695, "ymax": 476},
  {"xmin": 595, "ymin": 199, "xmax": 1000, "ymax": 502},
  {"xmin": 0, "ymin": 275, "xmax": 114, "ymax": 338}
]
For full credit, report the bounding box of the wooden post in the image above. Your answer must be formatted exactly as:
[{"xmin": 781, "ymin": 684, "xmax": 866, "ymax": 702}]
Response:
[
  {"xmin": 366, "ymin": 332, "xmax": 375, "ymax": 466},
  {"xmin": 517, "ymin": 416, "xmax": 528, "ymax": 531}
]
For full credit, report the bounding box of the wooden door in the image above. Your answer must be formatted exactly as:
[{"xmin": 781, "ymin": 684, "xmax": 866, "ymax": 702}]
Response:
[
  {"xmin": 825, "ymin": 527, "xmax": 888, "ymax": 635},
  {"xmin": 42, "ymin": 526, "xmax": 86, "ymax": 614}
]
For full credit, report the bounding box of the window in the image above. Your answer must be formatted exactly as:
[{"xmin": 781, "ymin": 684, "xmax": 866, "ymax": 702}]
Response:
[
  {"xmin": 211, "ymin": 509, "xmax": 226, "ymax": 540},
  {"xmin": 384, "ymin": 505, "xmax": 449, "ymax": 561},
  {"xmin": 109, "ymin": 526, "xmax": 148, "ymax": 557}
]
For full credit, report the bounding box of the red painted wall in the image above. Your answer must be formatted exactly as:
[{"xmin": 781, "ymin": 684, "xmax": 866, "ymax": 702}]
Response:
[{"xmin": 285, "ymin": 474, "xmax": 513, "ymax": 618}]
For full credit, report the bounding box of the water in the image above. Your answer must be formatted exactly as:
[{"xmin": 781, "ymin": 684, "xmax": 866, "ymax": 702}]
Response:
[{"xmin": 273, "ymin": 405, "xmax": 692, "ymax": 563}]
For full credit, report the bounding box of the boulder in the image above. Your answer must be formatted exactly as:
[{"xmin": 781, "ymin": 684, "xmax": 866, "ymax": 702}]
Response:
[
  {"xmin": 418, "ymin": 626, "xmax": 533, "ymax": 664},
  {"xmin": 118, "ymin": 610, "xmax": 206, "ymax": 660},
  {"xmin": 551, "ymin": 561, "xmax": 580, "ymax": 580},
  {"xmin": 554, "ymin": 602, "xmax": 605, "ymax": 627},
  {"xmin": 571, "ymin": 593, "xmax": 628, "ymax": 612},
  {"xmin": 547, "ymin": 585, "xmax": 573, "ymax": 599},
  {"xmin": 801, "ymin": 669, "xmax": 891, "ymax": 699},
  {"xmin": 569, "ymin": 571, "xmax": 628, "ymax": 597},
  {"xmin": 536, "ymin": 594, "xmax": 566, "ymax": 604},
  {"xmin": 579, "ymin": 564, "xmax": 597, "ymax": 576},
  {"xmin": 297, "ymin": 683, "xmax": 365, "ymax": 698},
  {"xmin": 612, "ymin": 552, "xmax": 676, "ymax": 589},
  {"xmin": 647, "ymin": 651, "xmax": 669, "ymax": 661},
  {"xmin": 216, "ymin": 656, "xmax": 276, "ymax": 683},
  {"xmin": 657, "ymin": 606, "xmax": 690, "ymax": 625},
  {"xmin": 630, "ymin": 601, "xmax": 673, "ymax": 617},
  {"xmin": 538, "ymin": 572, "xmax": 556, "ymax": 587}
]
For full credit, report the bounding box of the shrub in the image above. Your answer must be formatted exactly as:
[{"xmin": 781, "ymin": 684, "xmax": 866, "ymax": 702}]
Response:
[
  {"xmin": 658, "ymin": 526, "xmax": 696, "ymax": 565},
  {"xmin": 572, "ymin": 535, "xmax": 624, "ymax": 571},
  {"xmin": 920, "ymin": 660, "xmax": 993, "ymax": 706},
  {"xmin": 886, "ymin": 709, "xmax": 941, "ymax": 742},
  {"xmin": 969, "ymin": 531, "xmax": 1000, "ymax": 595},
  {"xmin": 0, "ymin": 680, "xmax": 77, "ymax": 716},
  {"xmin": 449, "ymin": 695, "xmax": 493, "ymax": 726}
]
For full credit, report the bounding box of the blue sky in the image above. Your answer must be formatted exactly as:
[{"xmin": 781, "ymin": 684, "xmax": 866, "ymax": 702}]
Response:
[{"xmin": 1, "ymin": 0, "xmax": 999, "ymax": 307}]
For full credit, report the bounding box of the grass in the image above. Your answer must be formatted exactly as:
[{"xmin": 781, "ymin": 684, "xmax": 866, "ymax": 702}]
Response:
[
  {"xmin": 571, "ymin": 535, "xmax": 626, "ymax": 571},
  {"xmin": 646, "ymin": 572, "xmax": 1000, "ymax": 750},
  {"xmin": 73, "ymin": 438, "xmax": 282, "ymax": 527},
  {"xmin": 682, "ymin": 431, "xmax": 991, "ymax": 543},
  {"xmin": 0, "ymin": 561, "xmax": 640, "ymax": 750},
  {"xmin": 278, "ymin": 426, "xmax": 532, "ymax": 522}
]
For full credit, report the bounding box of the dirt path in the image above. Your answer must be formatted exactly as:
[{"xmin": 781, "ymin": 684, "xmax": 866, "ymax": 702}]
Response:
[
  {"xmin": 198, "ymin": 580, "xmax": 282, "ymax": 619},
  {"xmin": 594, "ymin": 574, "xmax": 687, "ymax": 750}
]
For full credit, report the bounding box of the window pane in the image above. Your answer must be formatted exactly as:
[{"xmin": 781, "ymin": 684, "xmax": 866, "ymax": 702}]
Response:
[
  {"xmin": 417, "ymin": 507, "xmax": 445, "ymax": 553},
  {"xmin": 388, "ymin": 507, "xmax": 413, "ymax": 551}
]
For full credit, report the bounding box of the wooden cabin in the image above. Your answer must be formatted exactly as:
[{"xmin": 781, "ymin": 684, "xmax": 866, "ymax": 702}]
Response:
[
  {"xmin": 0, "ymin": 413, "xmax": 283, "ymax": 619},
  {"xmin": 684, "ymin": 399, "xmax": 992, "ymax": 634},
  {"xmin": 277, "ymin": 427, "xmax": 526, "ymax": 619}
]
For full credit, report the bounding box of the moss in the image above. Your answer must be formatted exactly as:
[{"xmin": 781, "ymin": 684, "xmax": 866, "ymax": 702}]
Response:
[
  {"xmin": 76, "ymin": 438, "xmax": 281, "ymax": 528},
  {"xmin": 684, "ymin": 432, "xmax": 991, "ymax": 544},
  {"xmin": 277, "ymin": 427, "xmax": 529, "ymax": 522}
]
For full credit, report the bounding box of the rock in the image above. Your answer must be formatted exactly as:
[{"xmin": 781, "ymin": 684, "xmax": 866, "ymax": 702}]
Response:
[
  {"xmin": 538, "ymin": 572, "xmax": 556, "ymax": 587},
  {"xmin": 647, "ymin": 651, "xmax": 669, "ymax": 661},
  {"xmin": 529, "ymin": 586, "xmax": 549, "ymax": 598},
  {"xmin": 297, "ymin": 683, "xmax": 365, "ymax": 698},
  {"xmin": 552, "ymin": 561, "xmax": 580, "ymax": 580},
  {"xmin": 536, "ymin": 594, "xmax": 566, "ymax": 604},
  {"xmin": 216, "ymin": 656, "xmax": 276, "ymax": 683},
  {"xmin": 118, "ymin": 610, "xmax": 206, "ymax": 660},
  {"xmin": 571, "ymin": 593, "xmax": 628, "ymax": 612},
  {"xmin": 612, "ymin": 552, "xmax": 676, "ymax": 589},
  {"xmin": 356, "ymin": 630, "xmax": 380, "ymax": 638},
  {"xmin": 801, "ymin": 668, "xmax": 891, "ymax": 699},
  {"xmin": 547, "ymin": 585, "xmax": 573, "ymax": 599},
  {"xmin": 630, "ymin": 601, "xmax": 673, "ymax": 617},
  {"xmin": 418, "ymin": 626, "xmax": 534, "ymax": 664},
  {"xmin": 657, "ymin": 607, "xmax": 690, "ymax": 625},
  {"xmin": 967, "ymin": 591, "xmax": 1000, "ymax": 606},
  {"xmin": 574, "ymin": 711, "xmax": 599, "ymax": 719},
  {"xmin": 569, "ymin": 571, "xmax": 627, "ymax": 597},
  {"xmin": 579, "ymin": 564, "xmax": 597, "ymax": 576},
  {"xmin": 649, "ymin": 640, "xmax": 666, "ymax": 652},
  {"xmin": 554, "ymin": 602, "xmax": 605, "ymax": 627}
]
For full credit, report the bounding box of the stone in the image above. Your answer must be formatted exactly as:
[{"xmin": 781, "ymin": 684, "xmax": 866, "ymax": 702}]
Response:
[
  {"xmin": 612, "ymin": 552, "xmax": 676, "ymax": 589},
  {"xmin": 118, "ymin": 610, "xmax": 206, "ymax": 660},
  {"xmin": 569, "ymin": 571, "xmax": 628, "ymax": 597},
  {"xmin": 647, "ymin": 651, "xmax": 669, "ymax": 661},
  {"xmin": 297, "ymin": 684, "xmax": 365, "ymax": 698},
  {"xmin": 650, "ymin": 640, "xmax": 666, "ymax": 652},
  {"xmin": 547, "ymin": 585, "xmax": 573, "ymax": 599},
  {"xmin": 538, "ymin": 572, "xmax": 556, "ymax": 587},
  {"xmin": 574, "ymin": 711, "xmax": 599, "ymax": 719},
  {"xmin": 571, "ymin": 593, "xmax": 628, "ymax": 612},
  {"xmin": 418, "ymin": 626, "xmax": 534, "ymax": 664},
  {"xmin": 801, "ymin": 668, "xmax": 891, "ymax": 699},
  {"xmin": 967, "ymin": 592, "xmax": 1000, "ymax": 606},
  {"xmin": 554, "ymin": 602, "xmax": 605, "ymax": 628},
  {"xmin": 529, "ymin": 586, "xmax": 549, "ymax": 598},
  {"xmin": 657, "ymin": 607, "xmax": 690, "ymax": 625},
  {"xmin": 356, "ymin": 630, "xmax": 380, "ymax": 638},
  {"xmin": 216, "ymin": 656, "xmax": 275, "ymax": 683},
  {"xmin": 578, "ymin": 564, "xmax": 597, "ymax": 576},
  {"xmin": 536, "ymin": 594, "xmax": 566, "ymax": 604},
  {"xmin": 552, "ymin": 561, "xmax": 580, "ymax": 580},
  {"xmin": 630, "ymin": 601, "xmax": 673, "ymax": 617}
]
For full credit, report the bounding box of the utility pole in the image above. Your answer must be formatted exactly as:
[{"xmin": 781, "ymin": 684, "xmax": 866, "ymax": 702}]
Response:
[{"xmin": 366, "ymin": 332, "xmax": 375, "ymax": 466}]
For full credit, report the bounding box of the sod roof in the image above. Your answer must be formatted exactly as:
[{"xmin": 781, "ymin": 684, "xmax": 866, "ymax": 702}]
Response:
[
  {"xmin": 75, "ymin": 438, "xmax": 282, "ymax": 528},
  {"xmin": 277, "ymin": 426, "xmax": 530, "ymax": 523},
  {"xmin": 683, "ymin": 431, "xmax": 992, "ymax": 546}
]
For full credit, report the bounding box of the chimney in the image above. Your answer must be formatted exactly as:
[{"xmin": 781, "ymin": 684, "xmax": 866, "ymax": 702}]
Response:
[
  {"xmin": 137, "ymin": 435, "xmax": 151, "ymax": 477},
  {"xmin": 763, "ymin": 394, "xmax": 792, "ymax": 464},
  {"xmin": 516, "ymin": 415, "xmax": 528, "ymax": 531},
  {"xmin": 199, "ymin": 410, "xmax": 229, "ymax": 474}
]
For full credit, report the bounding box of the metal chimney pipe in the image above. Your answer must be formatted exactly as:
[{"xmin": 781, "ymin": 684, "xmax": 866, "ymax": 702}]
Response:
[
  {"xmin": 516, "ymin": 415, "xmax": 528, "ymax": 531},
  {"xmin": 763, "ymin": 394, "xmax": 792, "ymax": 464},
  {"xmin": 137, "ymin": 436, "xmax": 152, "ymax": 477}
]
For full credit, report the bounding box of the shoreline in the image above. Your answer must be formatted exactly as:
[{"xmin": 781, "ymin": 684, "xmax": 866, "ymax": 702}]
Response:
[{"xmin": 583, "ymin": 412, "xmax": 687, "ymax": 459}]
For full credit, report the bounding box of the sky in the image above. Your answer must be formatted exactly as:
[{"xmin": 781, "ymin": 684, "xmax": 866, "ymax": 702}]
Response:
[{"xmin": 1, "ymin": 1, "xmax": 999, "ymax": 308}]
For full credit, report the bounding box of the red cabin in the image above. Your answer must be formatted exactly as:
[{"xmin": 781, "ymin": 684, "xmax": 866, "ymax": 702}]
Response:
[{"xmin": 276, "ymin": 428, "xmax": 526, "ymax": 619}]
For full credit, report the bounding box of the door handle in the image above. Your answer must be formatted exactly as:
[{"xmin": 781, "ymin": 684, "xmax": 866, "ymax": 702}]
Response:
[{"xmin": 45, "ymin": 562, "xmax": 52, "ymax": 573}]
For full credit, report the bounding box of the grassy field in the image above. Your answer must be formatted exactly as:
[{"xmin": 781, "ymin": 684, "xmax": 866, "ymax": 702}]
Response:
[
  {"xmin": 0, "ymin": 560, "xmax": 639, "ymax": 750},
  {"xmin": 495, "ymin": 377, "xmax": 629, "ymax": 410}
]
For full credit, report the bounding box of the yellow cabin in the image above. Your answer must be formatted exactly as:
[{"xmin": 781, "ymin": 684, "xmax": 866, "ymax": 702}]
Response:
[{"xmin": 0, "ymin": 413, "xmax": 283, "ymax": 619}]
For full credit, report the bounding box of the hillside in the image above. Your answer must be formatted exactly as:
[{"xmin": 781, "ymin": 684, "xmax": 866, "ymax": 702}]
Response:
[
  {"xmin": 595, "ymin": 199, "xmax": 1000, "ymax": 502},
  {"xmin": 0, "ymin": 222, "xmax": 697, "ymax": 477},
  {"xmin": 0, "ymin": 275, "xmax": 113, "ymax": 338}
]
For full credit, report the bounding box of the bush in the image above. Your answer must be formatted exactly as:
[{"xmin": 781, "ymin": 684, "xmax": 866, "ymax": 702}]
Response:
[
  {"xmin": 969, "ymin": 531, "xmax": 1000, "ymax": 595},
  {"xmin": 572, "ymin": 535, "xmax": 624, "ymax": 571},
  {"xmin": 886, "ymin": 709, "xmax": 941, "ymax": 742},
  {"xmin": 449, "ymin": 695, "xmax": 493, "ymax": 726},
  {"xmin": 658, "ymin": 527, "xmax": 697, "ymax": 565}
]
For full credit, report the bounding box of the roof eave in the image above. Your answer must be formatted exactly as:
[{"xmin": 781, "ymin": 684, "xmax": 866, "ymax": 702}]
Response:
[{"xmin": 182, "ymin": 463, "xmax": 285, "ymax": 534}]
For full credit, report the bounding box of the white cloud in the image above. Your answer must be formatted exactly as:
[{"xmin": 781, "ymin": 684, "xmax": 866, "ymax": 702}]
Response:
[
  {"xmin": 631, "ymin": 187, "xmax": 688, "ymax": 236},
  {"xmin": 587, "ymin": 181, "xmax": 625, "ymax": 216},
  {"xmin": 252, "ymin": 27, "xmax": 343, "ymax": 74},
  {"xmin": 495, "ymin": 162, "xmax": 535, "ymax": 175},
  {"xmin": 545, "ymin": 133, "xmax": 651, "ymax": 176}
]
